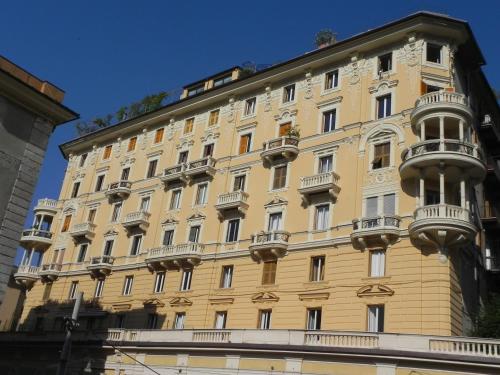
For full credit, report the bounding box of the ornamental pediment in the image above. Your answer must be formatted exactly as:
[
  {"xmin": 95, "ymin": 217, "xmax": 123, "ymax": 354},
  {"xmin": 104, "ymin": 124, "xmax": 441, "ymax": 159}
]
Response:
[
  {"xmin": 264, "ymin": 195, "xmax": 288, "ymax": 208},
  {"xmin": 143, "ymin": 298, "xmax": 165, "ymax": 308},
  {"xmin": 357, "ymin": 284, "xmax": 394, "ymax": 297},
  {"xmin": 251, "ymin": 291, "xmax": 279, "ymax": 303},
  {"xmin": 169, "ymin": 297, "xmax": 193, "ymax": 306}
]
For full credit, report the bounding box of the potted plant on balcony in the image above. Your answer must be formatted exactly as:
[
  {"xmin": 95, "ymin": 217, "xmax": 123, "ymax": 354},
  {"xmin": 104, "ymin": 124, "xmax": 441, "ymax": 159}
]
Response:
[{"xmin": 286, "ymin": 125, "xmax": 301, "ymax": 138}]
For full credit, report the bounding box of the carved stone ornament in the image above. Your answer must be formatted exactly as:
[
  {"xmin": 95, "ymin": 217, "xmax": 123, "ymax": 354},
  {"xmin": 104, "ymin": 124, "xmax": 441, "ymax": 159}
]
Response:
[
  {"xmin": 169, "ymin": 296, "xmax": 193, "ymax": 306},
  {"xmin": 251, "ymin": 291, "xmax": 279, "ymax": 303},
  {"xmin": 227, "ymin": 97, "xmax": 235, "ymax": 123},
  {"xmin": 274, "ymin": 108, "xmax": 298, "ymax": 122},
  {"xmin": 304, "ymin": 71, "xmax": 313, "ymax": 99},
  {"xmin": 141, "ymin": 128, "xmax": 148, "ymax": 150},
  {"xmin": 115, "ymin": 137, "xmax": 122, "ymax": 159},
  {"xmin": 298, "ymin": 292, "xmax": 330, "ymax": 301},
  {"xmin": 161, "ymin": 215, "xmax": 179, "ymax": 225},
  {"xmin": 264, "ymin": 195, "xmax": 288, "ymax": 208},
  {"xmin": 366, "ymin": 167, "xmax": 397, "ymax": 185},
  {"xmin": 90, "ymin": 145, "xmax": 98, "ymax": 166},
  {"xmin": 187, "ymin": 211, "xmax": 206, "ymax": 221},
  {"xmin": 143, "ymin": 298, "xmax": 165, "ymax": 308},
  {"xmin": 347, "ymin": 55, "xmax": 361, "ymax": 85},
  {"xmin": 103, "ymin": 229, "xmax": 119, "ymax": 237},
  {"xmin": 176, "ymin": 139, "xmax": 194, "ymax": 150},
  {"xmin": 201, "ymin": 130, "xmax": 220, "ymax": 143},
  {"xmin": 112, "ymin": 303, "xmax": 132, "ymax": 311},
  {"xmin": 264, "ymin": 85, "xmax": 272, "ymax": 112},
  {"xmin": 357, "ymin": 284, "xmax": 394, "ymax": 297},
  {"xmin": 120, "ymin": 156, "xmax": 136, "ymax": 167},
  {"xmin": 72, "ymin": 171, "xmax": 85, "ymax": 181}
]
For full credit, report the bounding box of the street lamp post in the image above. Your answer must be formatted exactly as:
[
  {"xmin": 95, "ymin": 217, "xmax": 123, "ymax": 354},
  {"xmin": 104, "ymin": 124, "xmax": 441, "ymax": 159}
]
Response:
[{"xmin": 56, "ymin": 291, "xmax": 83, "ymax": 375}]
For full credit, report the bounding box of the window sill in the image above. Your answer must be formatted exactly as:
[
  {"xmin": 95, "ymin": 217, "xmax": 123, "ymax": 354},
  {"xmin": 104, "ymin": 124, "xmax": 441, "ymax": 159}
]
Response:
[
  {"xmin": 257, "ymin": 284, "xmax": 279, "ymax": 291},
  {"xmin": 303, "ymin": 281, "xmax": 329, "ymax": 288},
  {"xmin": 240, "ymin": 114, "xmax": 257, "ymax": 122},
  {"xmin": 214, "ymin": 287, "xmax": 234, "ymax": 293},
  {"xmin": 269, "ymin": 187, "xmax": 289, "ymax": 193},
  {"xmin": 310, "ymin": 229, "xmax": 329, "ymax": 234},
  {"xmin": 422, "ymin": 62, "xmax": 447, "ymax": 70},
  {"xmin": 361, "ymin": 276, "xmax": 391, "ymax": 283}
]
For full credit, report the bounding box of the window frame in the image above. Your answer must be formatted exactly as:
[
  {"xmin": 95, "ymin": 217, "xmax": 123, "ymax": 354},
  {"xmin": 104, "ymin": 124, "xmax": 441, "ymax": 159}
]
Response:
[
  {"xmin": 282, "ymin": 84, "xmax": 296, "ymax": 104},
  {"xmin": 220, "ymin": 265, "xmax": 233, "ymax": 289},
  {"xmin": 425, "ymin": 42, "xmax": 444, "ymax": 65},
  {"xmin": 377, "ymin": 52, "xmax": 393, "ymax": 75},
  {"xmin": 243, "ymin": 97, "xmax": 257, "ymax": 117},
  {"xmin": 102, "ymin": 145, "xmax": 113, "ymax": 160},
  {"xmin": 194, "ymin": 182, "xmax": 209, "ymax": 206},
  {"xmin": 79, "ymin": 153, "xmax": 88, "ymax": 168},
  {"xmin": 367, "ymin": 304, "xmax": 385, "ymax": 333},
  {"xmin": 174, "ymin": 312, "xmax": 186, "ymax": 329},
  {"xmin": 238, "ymin": 133, "xmax": 252, "ymax": 154},
  {"xmin": 95, "ymin": 174, "xmax": 105, "ymax": 192},
  {"xmin": 271, "ymin": 162, "xmax": 289, "ymax": 191},
  {"xmin": 214, "ymin": 311, "xmax": 227, "ymax": 329},
  {"xmin": 306, "ymin": 308, "xmax": 322, "ymax": 330},
  {"xmin": 225, "ymin": 218, "xmax": 240, "ymax": 243},
  {"xmin": 71, "ymin": 181, "xmax": 80, "ymax": 199},
  {"xmin": 376, "ymin": 93, "xmax": 392, "ymax": 120},
  {"xmin": 322, "ymin": 108, "xmax": 337, "ymax": 133},
  {"xmin": 313, "ymin": 204, "xmax": 330, "ymax": 231},
  {"xmin": 127, "ymin": 136, "xmax": 137, "ymax": 152},
  {"xmin": 153, "ymin": 271, "xmax": 166, "ymax": 293},
  {"xmin": 153, "ymin": 127, "xmax": 165, "ymax": 144},
  {"xmin": 110, "ymin": 202, "xmax": 122, "ymax": 222},
  {"xmin": 309, "ymin": 256, "xmax": 325, "ymax": 282},
  {"xmin": 372, "ymin": 141, "xmax": 391, "ymax": 170},
  {"xmin": 369, "ymin": 249, "xmax": 386, "ymax": 278},
  {"xmin": 146, "ymin": 158, "xmax": 159, "ymax": 179},
  {"xmin": 169, "ymin": 188, "xmax": 182, "ymax": 210},
  {"xmin": 94, "ymin": 279, "xmax": 105, "ymax": 298},
  {"xmin": 262, "ymin": 260, "xmax": 277, "ymax": 285},
  {"xmin": 259, "ymin": 309, "xmax": 272, "ymax": 330},
  {"xmin": 68, "ymin": 281, "xmax": 79, "ymax": 299},
  {"xmin": 122, "ymin": 275, "xmax": 134, "ymax": 296},
  {"xmin": 323, "ymin": 69, "xmax": 340, "ymax": 92},
  {"xmin": 76, "ymin": 243, "xmax": 88, "ymax": 263},
  {"xmin": 180, "ymin": 268, "xmax": 193, "ymax": 291},
  {"xmin": 129, "ymin": 234, "xmax": 143, "ymax": 256},
  {"xmin": 184, "ymin": 117, "xmax": 195, "ymax": 134},
  {"xmin": 208, "ymin": 109, "xmax": 220, "ymax": 127}
]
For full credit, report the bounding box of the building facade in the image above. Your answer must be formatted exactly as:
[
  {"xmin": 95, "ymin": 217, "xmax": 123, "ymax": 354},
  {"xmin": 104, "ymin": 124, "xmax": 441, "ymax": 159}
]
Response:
[{"xmin": 8, "ymin": 11, "xmax": 500, "ymax": 374}]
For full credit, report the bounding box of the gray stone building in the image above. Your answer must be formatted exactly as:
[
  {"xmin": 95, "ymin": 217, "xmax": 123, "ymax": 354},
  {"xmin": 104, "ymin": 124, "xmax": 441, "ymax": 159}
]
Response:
[{"xmin": 0, "ymin": 56, "xmax": 77, "ymax": 303}]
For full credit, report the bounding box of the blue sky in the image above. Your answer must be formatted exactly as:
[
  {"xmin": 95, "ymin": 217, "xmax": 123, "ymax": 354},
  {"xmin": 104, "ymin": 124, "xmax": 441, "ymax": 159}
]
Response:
[{"xmin": 3, "ymin": 1, "xmax": 499, "ymax": 262}]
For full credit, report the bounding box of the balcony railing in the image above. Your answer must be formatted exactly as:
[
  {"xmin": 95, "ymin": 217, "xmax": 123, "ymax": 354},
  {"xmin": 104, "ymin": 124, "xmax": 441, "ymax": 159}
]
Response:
[
  {"xmin": 16, "ymin": 265, "xmax": 41, "ymax": 276},
  {"xmin": 249, "ymin": 230, "xmax": 290, "ymax": 259},
  {"xmin": 122, "ymin": 211, "xmax": 150, "ymax": 231},
  {"xmin": 21, "ymin": 229, "xmax": 53, "ymax": 239},
  {"xmin": 161, "ymin": 163, "xmax": 188, "ymax": 185},
  {"xmin": 69, "ymin": 222, "xmax": 96, "ymax": 240},
  {"xmin": 40, "ymin": 263, "xmax": 62, "ymax": 272},
  {"xmin": 14, "ymin": 265, "xmax": 40, "ymax": 287},
  {"xmin": 105, "ymin": 180, "xmax": 132, "ymax": 198},
  {"xmin": 261, "ymin": 136, "xmax": 299, "ymax": 161},
  {"xmin": 298, "ymin": 171, "xmax": 341, "ymax": 200},
  {"xmin": 351, "ymin": 215, "xmax": 401, "ymax": 249},
  {"xmin": 414, "ymin": 204, "xmax": 470, "ymax": 222},
  {"xmin": 215, "ymin": 191, "xmax": 249, "ymax": 215},
  {"xmin": 34, "ymin": 198, "xmax": 58, "ymax": 212},
  {"xmin": 90, "ymin": 256, "xmax": 115, "ymax": 266},
  {"xmin": 184, "ymin": 157, "xmax": 217, "ymax": 178},
  {"xmin": 352, "ymin": 215, "xmax": 401, "ymax": 231},
  {"xmin": 415, "ymin": 91, "xmax": 468, "ymax": 108},
  {"xmin": 402, "ymin": 140, "xmax": 483, "ymax": 161},
  {"xmin": 411, "ymin": 91, "xmax": 472, "ymax": 124},
  {"xmin": 146, "ymin": 243, "xmax": 204, "ymax": 267},
  {"xmin": 19, "ymin": 229, "xmax": 53, "ymax": 249},
  {"xmin": 251, "ymin": 230, "xmax": 290, "ymax": 245}
]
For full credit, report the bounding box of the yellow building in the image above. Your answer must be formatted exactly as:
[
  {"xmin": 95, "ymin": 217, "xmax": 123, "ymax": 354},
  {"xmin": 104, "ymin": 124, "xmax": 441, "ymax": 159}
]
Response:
[{"xmin": 6, "ymin": 11, "xmax": 500, "ymax": 375}]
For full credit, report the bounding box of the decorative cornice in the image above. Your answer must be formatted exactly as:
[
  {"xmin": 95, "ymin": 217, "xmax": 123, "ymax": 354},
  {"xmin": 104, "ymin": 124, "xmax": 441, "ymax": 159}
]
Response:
[{"xmin": 357, "ymin": 284, "xmax": 395, "ymax": 297}]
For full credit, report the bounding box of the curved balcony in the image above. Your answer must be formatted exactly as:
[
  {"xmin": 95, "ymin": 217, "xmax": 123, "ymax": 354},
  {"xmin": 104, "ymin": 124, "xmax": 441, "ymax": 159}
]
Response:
[
  {"xmin": 33, "ymin": 198, "xmax": 58, "ymax": 214},
  {"xmin": 145, "ymin": 243, "xmax": 204, "ymax": 269},
  {"xmin": 184, "ymin": 157, "xmax": 216, "ymax": 179},
  {"xmin": 105, "ymin": 180, "xmax": 132, "ymax": 200},
  {"xmin": 411, "ymin": 92, "xmax": 472, "ymax": 125},
  {"xmin": 298, "ymin": 171, "xmax": 341, "ymax": 203},
  {"xmin": 351, "ymin": 215, "xmax": 401, "ymax": 250},
  {"xmin": 14, "ymin": 265, "xmax": 40, "ymax": 288},
  {"xmin": 19, "ymin": 229, "xmax": 53, "ymax": 250},
  {"xmin": 261, "ymin": 136, "xmax": 299, "ymax": 162},
  {"xmin": 122, "ymin": 211, "xmax": 150, "ymax": 232},
  {"xmin": 249, "ymin": 230, "xmax": 290, "ymax": 261},
  {"xmin": 160, "ymin": 163, "xmax": 188, "ymax": 186},
  {"xmin": 69, "ymin": 222, "xmax": 96, "ymax": 242},
  {"xmin": 409, "ymin": 204, "xmax": 476, "ymax": 249},
  {"xmin": 87, "ymin": 256, "xmax": 115, "ymax": 278},
  {"xmin": 39, "ymin": 263, "xmax": 62, "ymax": 282},
  {"xmin": 215, "ymin": 191, "xmax": 249, "ymax": 217},
  {"xmin": 400, "ymin": 140, "xmax": 486, "ymax": 180}
]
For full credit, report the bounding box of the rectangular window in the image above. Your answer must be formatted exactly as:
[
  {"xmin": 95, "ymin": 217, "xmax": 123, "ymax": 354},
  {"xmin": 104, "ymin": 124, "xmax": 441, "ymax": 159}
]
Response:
[
  {"xmin": 220, "ymin": 265, "xmax": 233, "ymax": 288},
  {"xmin": 208, "ymin": 110, "xmax": 219, "ymax": 126},
  {"xmin": 122, "ymin": 276, "xmax": 134, "ymax": 296},
  {"xmin": 121, "ymin": 167, "xmax": 130, "ymax": 181},
  {"xmin": 378, "ymin": 53, "xmax": 392, "ymax": 73},
  {"xmin": 42, "ymin": 283, "xmax": 52, "ymax": 301},
  {"xmin": 95, "ymin": 174, "xmax": 105, "ymax": 192},
  {"xmin": 195, "ymin": 183, "xmax": 208, "ymax": 205},
  {"xmin": 279, "ymin": 122, "xmax": 292, "ymax": 136},
  {"xmin": 79, "ymin": 153, "xmax": 88, "ymax": 168},
  {"xmin": 214, "ymin": 311, "xmax": 227, "ymax": 329},
  {"xmin": 140, "ymin": 196, "xmax": 151, "ymax": 212},
  {"xmin": 372, "ymin": 142, "xmax": 390, "ymax": 169},
  {"xmin": 244, "ymin": 97, "xmax": 256, "ymax": 116},
  {"xmin": 115, "ymin": 314, "xmax": 125, "ymax": 329},
  {"xmin": 238, "ymin": 134, "xmax": 252, "ymax": 154},
  {"xmin": 268, "ymin": 212, "xmax": 282, "ymax": 231},
  {"xmin": 366, "ymin": 196, "xmax": 378, "ymax": 218},
  {"xmin": 170, "ymin": 189, "xmax": 182, "ymax": 210},
  {"xmin": 174, "ymin": 312, "xmax": 185, "ymax": 329},
  {"xmin": 68, "ymin": 281, "xmax": 79, "ymax": 299},
  {"xmin": 226, "ymin": 219, "xmax": 240, "ymax": 242},
  {"xmin": 310, "ymin": 256, "xmax": 325, "ymax": 282},
  {"xmin": 370, "ymin": 250, "xmax": 386, "ymax": 277},
  {"xmin": 318, "ymin": 155, "xmax": 333, "ymax": 173},
  {"xmin": 203, "ymin": 143, "xmax": 214, "ymax": 157},
  {"xmin": 147, "ymin": 313, "xmax": 158, "ymax": 329},
  {"xmin": 273, "ymin": 165, "xmax": 287, "ymax": 190},
  {"xmin": 426, "ymin": 190, "xmax": 440, "ymax": 205},
  {"xmin": 188, "ymin": 84, "xmax": 204, "ymax": 96},
  {"xmin": 154, "ymin": 272, "xmax": 166, "ymax": 293},
  {"xmin": 184, "ymin": 118, "xmax": 194, "ymax": 134},
  {"xmin": 259, "ymin": 309, "xmax": 272, "ymax": 329},
  {"xmin": 376, "ymin": 94, "xmax": 392, "ymax": 119},
  {"xmin": 94, "ymin": 279, "xmax": 105, "ymax": 298},
  {"xmin": 77, "ymin": 244, "xmax": 88, "ymax": 263},
  {"xmin": 322, "ymin": 109, "xmax": 336, "ymax": 133},
  {"xmin": 130, "ymin": 235, "xmax": 142, "ymax": 256},
  {"xmin": 307, "ymin": 308, "xmax": 322, "ymax": 330},
  {"xmin": 146, "ymin": 159, "xmax": 158, "ymax": 178},
  {"xmin": 233, "ymin": 175, "xmax": 246, "ymax": 191},
  {"xmin": 324, "ymin": 69, "xmax": 339, "ymax": 90},
  {"xmin": 368, "ymin": 305, "xmax": 384, "ymax": 332},
  {"xmin": 61, "ymin": 215, "xmax": 72, "ymax": 232},
  {"xmin": 111, "ymin": 203, "xmax": 122, "ymax": 222},
  {"xmin": 178, "ymin": 151, "xmax": 189, "ymax": 164},
  {"xmin": 87, "ymin": 209, "xmax": 97, "ymax": 223},
  {"xmin": 213, "ymin": 74, "xmax": 232, "ymax": 87},
  {"xmin": 127, "ymin": 136, "xmax": 137, "ymax": 152},
  {"xmin": 188, "ymin": 225, "xmax": 200, "ymax": 243},
  {"xmin": 71, "ymin": 182, "xmax": 80, "ymax": 198},
  {"xmin": 283, "ymin": 84, "xmax": 295, "ymax": 103},
  {"xmin": 426, "ymin": 43, "xmax": 442, "ymax": 64},
  {"xmin": 262, "ymin": 260, "xmax": 277, "ymax": 285},
  {"xmin": 383, "ymin": 193, "xmax": 396, "ymax": 215},
  {"xmin": 314, "ymin": 204, "xmax": 329, "ymax": 231},
  {"xmin": 163, "ymin": 230, "xmax": 174, "ymax": 246},
  {"xmin": 180, "ymin": 269, "xmax": 192, "ymax": 291},
  {"xmin": 103, "ymin": 239, "xmax": 114, "ymax": 256},
  {"xmin": 154, "ymin": 128, "xmax": 164, "ymax": 144},
  {"xmin": 103, "ymin": 145, "xmax": 112, "ymax": 160}
]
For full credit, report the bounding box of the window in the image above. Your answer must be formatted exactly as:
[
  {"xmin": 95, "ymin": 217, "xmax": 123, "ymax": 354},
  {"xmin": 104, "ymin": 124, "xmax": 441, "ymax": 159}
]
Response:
[
  {"xmin": 188, "ymin": 225, "xmax": 200, "ymax": 243},
  {"xmin": 195, "ymin": 183, "xmax": 208, "ymax": 205},
  {"xmin": 68, "ymin": 281, "xmax": 79, "ymax": 299},
  {"xmin": 121, "ymin": 167, "xmax": 130, "ymax": 181},
  {"xmin": 268, "ymin": 212, "xmax": 282, "ymax": 231},
  {"xmin": 130, "ymin": 235, "xmax": 142, "ymax": 256},
  {"xmin": 127, "ymin": 136, "xmax": 137, "ymax": 152},
  {"xmin": 140, "ymin": 196, "xmax": 151, "ymax": 212},
  {"xmin": 262, "ymin": 260, "xmax": 277, "ymax": 285},
  {"xmin": 226, "ymin": 219, "xmax": 240, "ymax": 242},
  {"xmin": 324, "ymin": 69, "xmax": 339, "ymax": 90},
  {"xmin": 103, "ymin": 145, "xmax": 112, "ymax": 160},
  {"xmin": 122, "ymin": 276, "xmax": 134, "ymax": 295},
  {"xmin": 244, "ymin": 97, "xmax": 256, "ymax": 116},
  {"xmin": 426, "ymin": 43, "xmax": 442, "ymax": 64},
  {"xmin": 77, "ymin": 244, "xmax": 88, "ymax": 263},
  {"xmin": 376, "ymin": 94, "xmax": 392, "ymax": 119},
  {"xmin": 187, "ymin": 85, "xmax": 204, "ymax": 97},
  {"xmin": 383, "ymin": 193, "xmax": 396, "ymax": 215},
  {"xmin": 378, "ymin": 53, "xmax": 392, "ymax": 73},
  {"xmin": 174, "ymin": 312, "xmax": 185, "ymax": 329},
  {"xmin": 318, "ymin": 155, "xmax": 333, "ymax": 174},
  {"xmin": 203, "ymin": 143, "xmax": 214, "ymax": 157},
  {"xmin": 370, "ymin": 250, "xmax": 386, "ymax": 277},
  {"xmin": 322, "ymin": 109, "xmax": 336, "ymax": 133},
  {"xmin": 283, "ymin": 84, "xmax": 295, "ymax": 103},
  {"xmin": 94, "ymin": 279, "xmax": 105, "ymax": 298},
  {"xmin": 238, "ymin": 134, "xmax": 252, "ymax": 154},
  {"xmin": 178, "ymin": 151, "xmax": 189, "ymax": 164},
  {"xmin": 154, "ymin": 128, "xmax": 164, "ymax": 144},
  {"xmin": 314, "ymin": 204, "xmax": 329, "ymax": 231},
  {"xmin": 103, "ymin": 239, "xmax": 114, "ymax": 256},
  {"xmin": 79, "ymin": 153, "xmax": 88, "ymax": 168},
  {"xmin": 310, "ymin": 256, "xmax": 325, "ymax": 282},
  {"xmin": 214, "ymin": 74, "xmax": 232, "ymax": 87},
  {"xmin": 372, "ymin": 142, "xmax": 390, "ymax": 169},
  {"xmin": 220, "ymin": 265, "xmax": 233, "ymax": 288},
  {"xmin": 233, "ymin": 175, "xmax": 246, "ymax": 191},
  {"xmin": 214, "ymin": 311, "xmax": 227, "ymax": 329},
  {"xmin": 259, "ymin": 310, "xmax": 272, "ymax": 329},
  {"xmin": 61, "ymin": 215, "xmax": 72, "ymax": 232},
  {"xmin": 71, "ymin": 182, "xmax": 80, "ymax": 198},
  {"xmin": 279, "ymin": 122, "xmax": 292, "ymax": 136},
  {"xmin": 42, "ymin": 283, "xmax": 52, "ymax": 301},
  {"xmin": 95, "ymin": 174, "xmax": 105, "ymax": 192},
  {"xmin": 180, "ymin": 269, "xmax": 192, "ymax": 291},
  {"xmin": 272, "ymin": 165, "xmax": 287, "ymax": 190},
  {"xmin": 170, "ymin": 189, "xmax": 182, "ymax": 210},
  {"xmin": 426, "ymin": 190, "xmax": 440, "ymax": 205},
  {"xmin": 146, "ymin": 159, "xmax": 158, "ymax": 178},
  {"xmin": 307, "ymin": 308, "xmax": 322, "ymax": 330},
  {"xmin": 154, "ymin": 272, "xmax": 166, "ymax": 293},
  {"xmin": 368, "ymin": 305, "xmax": 384, "ymax": 332},
  {"xmin": 163, "ymin": 229, "xmax": 174, "ymax": 246},
  {"xmin": 115, "ymin": 314, "xmax": 125, "ymax": 329},
  {"xmin": 111, "ymin": 203, "xmax": 122, "ymax": 222},
  {"xmin": 184, "ymin": 117, "xmax": 194, "ymax": 134},
  {"xmin": 208, "ymin": 110, "xmax": 219, "ymax": 126},
  {"xmin": 147, "ymin": 313, "xmax": 158, "ymax": 329}
]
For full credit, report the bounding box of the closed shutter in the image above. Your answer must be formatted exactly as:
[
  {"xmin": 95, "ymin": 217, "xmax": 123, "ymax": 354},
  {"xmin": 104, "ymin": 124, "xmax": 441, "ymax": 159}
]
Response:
[
  {"xmin": 366, "ymin": 197, "xmax": 378, "ymax": 217},
  {"xmin": 154, "ymin": 128, "xmax": 164, "ymax": 143},
  {"xmin": 128, "ymin": 137, "xmax": 137, "ymax": 152},
  {"xmin": 62, "ymin": 215, "xmax": 72, "ymax": 232},
  {"xmin": 383, "ymin": 194, "xmax": 396, "ymax": 215},
  {"xmin": 273, "ymin": 165, "xmax": 287, "ymax": 189},
  {"xmin": 239, "ymin": 134, "xmax": 251, "ymax": 154},
  {"xmin": 262, "ymin": 261, "xmax": 277, "ymax": 285},
  {"xmin": 279, "ymin": 122, "xmax": 292, "ymax": 136}
]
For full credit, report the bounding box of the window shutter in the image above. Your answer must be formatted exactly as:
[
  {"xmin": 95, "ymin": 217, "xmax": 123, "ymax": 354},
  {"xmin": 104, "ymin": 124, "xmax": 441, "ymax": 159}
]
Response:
[
  {"xmin": 62, "ymin": 215, "xmax": 72, "ymax": 232},
  {"xmin": 383, "ymin": 194, "xmax": 396, "ymax": 215},
  {"xmin": 155, "ymin": 128, "xmax": 164, "ymax": 143},
  {"xmin": 366, "ymin": 197, "xmax": 378, "ymax": 217},
  {"xmin": 279, "ymin": 122, "xmax": 292, "ymax": 136}
]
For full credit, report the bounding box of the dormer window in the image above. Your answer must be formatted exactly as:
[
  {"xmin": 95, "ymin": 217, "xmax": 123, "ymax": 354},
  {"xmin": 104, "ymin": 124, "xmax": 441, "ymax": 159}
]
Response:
[
  {"xmin": 378, "ymin": 53, "xmax": 392, "ymax": 74},
  {"xmin": 187, "ymin": 84, "xmax": 204, "ymax": 97},
  {"xmin": 213, "ymin": 74, "xmax": 232, "ymax": 87},
  {"xmin": 426, "ymin": 43, "xmax": 442, "ymax": 64}
]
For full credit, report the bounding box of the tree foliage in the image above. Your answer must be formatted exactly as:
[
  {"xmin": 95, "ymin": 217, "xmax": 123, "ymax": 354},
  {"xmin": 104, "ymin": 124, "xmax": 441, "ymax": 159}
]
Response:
[{"xmin": 471, "ymin": 294, "xmax": 500, "ymax": 338}]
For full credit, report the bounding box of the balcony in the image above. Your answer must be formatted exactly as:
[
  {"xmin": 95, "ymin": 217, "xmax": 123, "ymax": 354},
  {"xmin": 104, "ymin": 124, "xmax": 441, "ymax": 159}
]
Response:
[
  {"xmin": 215, "ymin": 191, "xmax": 249, "ymax": 217},
  {"xmin": 122, "ymin": 211, "xmax": 150, "ymax": 232},
  {"xmin": 145, "ymin": 243, "xmax": 204, "ymax": 269},
  {"xmin": 33, "ymin": 198, "xmax": 58, "ymax": 214},
  {"xmin": 409, "ymin": 204, "xmax": 476, "ymax": 249},
  {"xmin": 249, "ymin": 230, "xmax": 290, "ymax": 260},
  {"xmin": 411, "ymin": 91, "xmax": 472, "ymax": 125},
  {"xmin": 105, "ymin": 180, "xmax": 132, "ymax": 200},
  {"xmin": 351, "ymin": 215, "xmax": 401, "ymax": 250},
  {"xmin": 13, "ymin": 265, "xmax": 40, "ymax": 288},
  {"xmin": 19, "ymin": 229, "xmax": 53, "ymax": 250},
  {"xmin": 39, "ymin": 263, "xmax": 62, "ymax": 282},
  {"xmin": 184, "ymin": 157, "xmax": 217, "ymax": 179},
  {"xmin": 87, "ymin": 256, "xmax": 115, "ymax": 278},
  {"xmin": 69, "ymin": 222, "xmax": 96, "ymax": 241},
  {"xmin": 160, "ymin": 163, "xmax": 188, "ymax": 186},
  {"xmin": 298, "ymin": 171, "xmax": 341, "ymax": 203},
  {"xmin": 400, "ymin": 140, "xmax": 486, "ymax": 180},
  {"xmin": 261, "ymin": 136, "xmax": 299, "ymax": 162}
]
